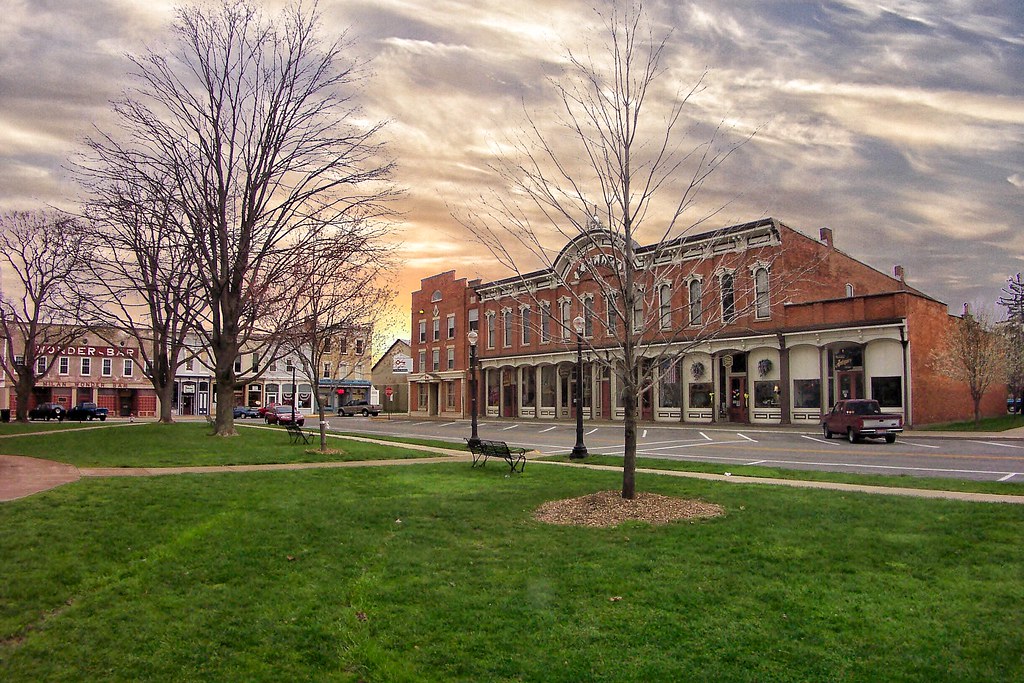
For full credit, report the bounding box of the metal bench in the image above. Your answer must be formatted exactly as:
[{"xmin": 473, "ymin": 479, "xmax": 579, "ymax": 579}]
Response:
[
  {"xmin": 285, "ymin": 422, "xmax": 311, "ymax": 445},
  {"xmin": 466, "ymin": 439, "xmax": 527, "ymax": 473}
]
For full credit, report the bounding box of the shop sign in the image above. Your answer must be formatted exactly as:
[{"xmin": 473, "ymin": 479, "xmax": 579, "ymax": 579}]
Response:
[
  {"xmin": 36, "ymin": 344, "xmax": 139, "ymax": 358},
  {"xmin": 392, "ymin": 355, "xmax": 412, "ymax": 373}
]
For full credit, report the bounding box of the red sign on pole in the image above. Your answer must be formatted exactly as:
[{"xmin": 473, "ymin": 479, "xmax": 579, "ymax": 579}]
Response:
[{"xmin": 385, "ymin": 386, "xmax": 393, "ymax": 397}]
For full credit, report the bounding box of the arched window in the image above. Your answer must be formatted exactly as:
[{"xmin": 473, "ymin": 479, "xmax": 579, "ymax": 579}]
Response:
[
  {"xmin": 720, "ymin": 272, "xmax": 736, "ymax": 322},
  {"xmin": 430, "ymin": 290, "xmax": 442, "ymax": 302},
  {"xmin": 688, "ymin": 280, "xmax": 702, "ymax": 326},
  {"xmin": 659, "ymin": 283, "xmax": 672, "ymax": 329},
  {"xmin": 845, "ymin": 283, "xmax": 855, "ymax": 298},
  {"xmin": 754, "ymin": 267, "xmax": 770, "ymax": 319}
]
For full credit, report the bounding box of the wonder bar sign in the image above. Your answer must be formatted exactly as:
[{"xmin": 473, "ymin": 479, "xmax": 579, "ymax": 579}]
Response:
[{"xmin": 35, "ymin": 344, "xmax": 139, "ymax": 358}]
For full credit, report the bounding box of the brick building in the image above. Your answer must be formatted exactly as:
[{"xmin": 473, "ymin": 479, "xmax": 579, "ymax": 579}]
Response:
[
  {"xmin": 409, "ymin": 218, "xmax": 1005, "ymax": 426},
  {"xmin": 9, "ymin": 329, "xmax": 159, "ymax": 417}
]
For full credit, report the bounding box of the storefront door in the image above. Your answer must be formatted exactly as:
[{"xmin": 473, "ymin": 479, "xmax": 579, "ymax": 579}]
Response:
[
  {"xmin": 837, "ymin": 371, "xmax": 863, "ymax": 400},
  {"xmin": 728, "ymin": 376, "xmax": 748, "ymax": 422}
]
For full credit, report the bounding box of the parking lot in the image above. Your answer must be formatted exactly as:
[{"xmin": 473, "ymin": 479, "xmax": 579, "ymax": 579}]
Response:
[{"xmin": 325, "ymin": 415, "xmax": 1024, "ymax": 483}]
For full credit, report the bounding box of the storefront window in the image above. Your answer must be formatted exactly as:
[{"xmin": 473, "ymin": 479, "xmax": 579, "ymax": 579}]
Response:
[
  {"xmin": 793, "ymin": 379, "xmax": 821, "ymax": 409},
  {"xmin": 689, "ymin": 382, "xmax": 712, "ymax": 408},
  {"xmin": 541, "ymin": 366, "xmax": 556, "ymax": 407},
  {"xmin": 445, "ymin": 381, "xmax": 456, "ymax": 410},
  {"xmin": 522, "ymin": 369, "xmax": 536, "ymax": 407},
  {"xmin": 754, "ymin": 381, "xmax": 780, "ymax": 408},
  {"xmin": 418, "ymin": 384, "xmax": 429, "ymax": 410},
  {"xmin": 871, "ymin": 376, "xmax": 902, "ymax": 407},
  {"xmin": 658, "ymin": 359, "xmax": 679, "ymax": 408},
  {"xmin": 487, "ymin": 372, "xmax": 500, "ymax": 407}
]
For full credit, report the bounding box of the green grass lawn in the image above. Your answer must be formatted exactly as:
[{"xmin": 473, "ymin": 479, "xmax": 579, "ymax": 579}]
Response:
[
  {"xmin": 541, "ymin": 454, "xmax": 1024, "ymax": 496},
  {"xmin": 918, "ymin": 413, "xmax": 1024, "ymax": 432},
  {"xmin": 2, "ymin": 459, "xmax": 1024, "ymax": 681},
  {"xmin": 0, "ymin": 422, "xmax": 441, "ymax": 468}
]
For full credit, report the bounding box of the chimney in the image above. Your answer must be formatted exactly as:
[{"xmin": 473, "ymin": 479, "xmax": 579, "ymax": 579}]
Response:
[
  {"xmin": 963, "ymin": 302, "xmax": 971, "ymax": 317},
  {"xmin": 894, "ymin": 265, "xmax": 905, "ymax": 282},
  {"xmin": 819, "ymin": 227, "xmax": 833, "ymax": 248}
]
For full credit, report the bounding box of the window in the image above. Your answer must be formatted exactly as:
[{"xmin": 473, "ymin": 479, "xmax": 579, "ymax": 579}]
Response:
[
  {"xmin": 35, "ymin": 357, "xmax": 46, "ymax": 375},
  {"xmin": 323, "ymin": 337, "xmax": 332, "ymax": 353},
  {"xmin": 59, "ymin": 357, "xmax": 69, "ymax": 375},
  {"xmin": 540, "ymin": 303, "xmax": 551, "ymax": 343},
  {"xmin": 871, "ymin": 376, "xmax": 902, "ymax": 407},
  {"xmin": 688, "ymin": 279, "xmax": 702, "ymax": 325},
  {"xmin": 322, "ymin": 362, "xmax": 331, "ymax": 378},
  {"xmin": 445, "ymin": 381, "xmax": 456, "ymax": 410},
  {"xmin": 418, "ymin": 321, "xmax": 426, "ymax": 343},
  {"xmin": 102, "ymin": 358, "xmax": 112, "ymax": 376},
  {"xmin": 13, "ymin": 355, "xmax": 24, "ymax": 367},
  {"xmin": 521, "ymin": 307, "xmax": 532, "ymax": 345},
  {"xmin": 658, "ymin": 359, "xmax": 680, "ymax": 408},
  {"xmin": 754, "ymin": 381, "xmax": 780, "ymax": 408},
  {"xmin": 793, "ymin": 379, "xmax": 821, "ymax": 409},
  {"xmin": 659, "ymin": 284, "xmax": 672, "ymax": 329},
  {"xmin": 447, "ymin": 347, "xmax": 455, "ymax": 370},
  {"xmin": 468, "ymin": 308, "xmax": 479, "ymax": 332},
  {"xmin": 432, "ymin": 318, "xmax": 440, "ymax": 342},
  {"xmin": 355, "ymin": 339, "xmax": 364, "ymax": 355},
  {"xmin": 689, "ymin": 382, "xmax": 713, "ymax": 409},
  {"xmin": 432, "ymin": 349, "xmax": 440, "ymax": 371},
  {"xmin": 340, "ymin": 337, "xmax": 348, "ymax": 354},
  {"xmin": 285, "ymin": 358, "xmax": 294, "ymax": 372},
  {"xmin": 606, "ymin": 294, "xmax": 618, "ymax": 334},
  {"xmin": 754, "ymin": 267, "xmax": 770, "ymax": 319},
  {"xmin": 418, "ymin": 350, "xmax": 426, "ymax": 373},
  {"xmin": 418, "ymin": 383, "xmax": 429, "ymax": 410},
  {"xmin": 81, "ymin": 358, "xmax": 91, "ymax": 376},
  {"xmin": 486, "ymin": 312, "xmax": 496, "ymax": 348},
  {"xmin": 234, "ymin": 356, "xmax": 242, "ymax": 373},
  {"xmin": 503, "ymin": 309, "xmax": 512, "ymax": 347},
  {"xmin": 447, "ymin": 314, "xmax": 456, "ymax": 339},
  {"xmin": 251, "ymin": 354, "xmax": 259, "ymax": 372},
  {"xmin": 431, "ymin": 289, "xmax": 443, "ymax": 302},
  {"xmin": 721, "ymin": 272, "xmax": 736, "ymax": 322},
  {"xmin": 123, "ymin": 359, "xmax": 134, "ymax": 377},
  {"xmin": 845, "ymin": 283, "xmax": 855, "ymax": 298},
  {"xmin": 583, "ymin": 297, "xmax": 594, "ymax": 338},
  {"xmin": 560, "ymin": 299, "xmax": 572, "ymax": 339},
  {"xmin": 632, "ymin": 291, "xmax": 644, "ymax": 332},
  {"xmin": 185, "ymin": 357, "xmax": 194, "ymax": 371}
]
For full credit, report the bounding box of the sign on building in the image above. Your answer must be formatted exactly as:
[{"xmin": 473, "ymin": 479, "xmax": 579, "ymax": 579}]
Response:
[{"xmin": 392, "ymin": 354, "xmax": 412, "ymax": 374}]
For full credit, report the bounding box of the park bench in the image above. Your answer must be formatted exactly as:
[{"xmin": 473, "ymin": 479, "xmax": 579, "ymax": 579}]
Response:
[
  {"xmin": 466, "ymin": 439, "xmax": 527, "ymax": 474},
  {"xmin": 285, "ymin": 422, "xmax": 311, "ymax": 445}
]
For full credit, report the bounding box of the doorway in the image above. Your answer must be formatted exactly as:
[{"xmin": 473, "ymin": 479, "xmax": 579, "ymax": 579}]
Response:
[
  {"xmin": 728, "ymin": 376, "xmax": 748, "ymax": 423},
  {"xmin": 837, "ymin": 371, "xmax": 863, "ymax": 401}
]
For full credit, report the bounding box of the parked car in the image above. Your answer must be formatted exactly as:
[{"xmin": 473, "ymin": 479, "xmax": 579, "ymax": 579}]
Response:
[
  {"xmin": 266, "ymin": 405, "xmax": 305, "ymax": 426},
  {"xmin": 233, "ymin": 405, "xmax": 261, "ymax": 419},
  {"xmin": 66, "ymin": 402, "xmax": 109, "ymax": 421},
  {"xmin": 258, "ymin": 402, "xmax": 276, "ymax": 418},
  {"xmin": 337, "ymin": 399, "xmax": 381, "ymax": 417},
  {"xmin": 822, "ymin": 399, "xmax": 903, "ymax": 443},
  {"xmin": 1009, "ymin": 397, "xmax": 1022, "ymax": 414},
  {"xmin": 29, "ymin": 402, "xmax": 65, "ymax": 421}
]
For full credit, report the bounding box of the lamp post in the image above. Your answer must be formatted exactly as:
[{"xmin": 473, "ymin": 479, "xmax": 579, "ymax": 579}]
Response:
[
  {"xmin": 467, "ymin": 329, "xmax": 480, "ymax": 448},
  {"xmin": 570, "ymin": 315, "xmax": 588, "ymax": 459}
]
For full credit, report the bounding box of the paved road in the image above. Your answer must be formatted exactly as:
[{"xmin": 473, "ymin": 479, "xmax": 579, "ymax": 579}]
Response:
[{"xmin": 324, "ymin": 415, "xmax": 1024, "ymax": 483}]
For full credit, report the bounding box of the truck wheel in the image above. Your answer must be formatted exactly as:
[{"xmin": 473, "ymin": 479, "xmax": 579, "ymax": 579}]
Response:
[
  {"xmin": 361, "ymin": 408, "xmax": 369, "ymax": 417},
  {"xmin": 100, "ymin": 416, "xmax": 106, "ymax": 421},
  {"xmin": 847, "ymin": 429, "xmax": 858, "ymax": 444},
  {"xmin": 885, "ymin": 434, "xmax": 896, "ymax": 444},
  {"xmin": 822, "ymin": 424, "xmax": 832, "ymax": 439}
]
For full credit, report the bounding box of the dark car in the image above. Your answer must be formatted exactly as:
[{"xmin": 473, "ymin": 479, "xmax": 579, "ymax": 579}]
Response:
[
  {"xmin": 266, "ymin": 405, "xmax": 305, "ymax": 426},
  {"xmin": 29, "ymin": 402, "xmax": 65, "ymax": 421},
  {"xmin": 337, "ymin": 399, "xmax": 381, "ymax": 417},
  {"xmin": 1009, "ymin": 397, "xmax": 1022, "ymax": 414},
  {"xmin": 233, "ymin": 405, "xmax": 261, "ymax": 419}
]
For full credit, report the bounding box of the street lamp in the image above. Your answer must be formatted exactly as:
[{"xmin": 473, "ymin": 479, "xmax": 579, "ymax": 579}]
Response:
[
  {"xmin": 467, "ymin": 329, "xmax": 481, "ymax": 448},
  {"xmin": 570, "ymin": 315, "xmax": 588, "ymax": 459}
]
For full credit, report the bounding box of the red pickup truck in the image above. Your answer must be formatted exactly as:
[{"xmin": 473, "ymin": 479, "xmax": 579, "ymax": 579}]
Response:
[{"xmin": 822, "ymin": 399, "xmax": 903, "ymax": 443}]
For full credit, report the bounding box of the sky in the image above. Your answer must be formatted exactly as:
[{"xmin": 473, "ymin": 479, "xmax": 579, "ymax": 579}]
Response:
[{"xmin": 1, "ymin": 0, "xmax": 1022, "ymax": 343}]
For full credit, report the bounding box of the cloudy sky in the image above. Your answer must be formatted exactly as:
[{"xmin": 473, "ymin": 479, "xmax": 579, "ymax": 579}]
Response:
[{"xmin": 2, "ymin": 0, "xmax": 1022, "ymax": 339}]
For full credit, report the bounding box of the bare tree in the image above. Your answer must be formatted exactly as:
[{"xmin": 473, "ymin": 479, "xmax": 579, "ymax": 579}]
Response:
[
  {"xmin": 929, "ymin": 306, "xmax": 1006, "ymax": 426},
  {"xmin": 83, "ymin": 0, "xmax": 396, "ymax": 435},
  {"xmin": 458, "ymin": 4, "xmax": 807, "ymax": 499},
  {"xmin": 76, "ymin": 174, "xmax": 205, "ymax": 423},
  {"xmin": 281, "ymin": 223, "xmax": 395, "ymax": 450},
  {"xmin": 998, "ymin": 273, "xmax": 1024, "ymax": 414},
  {"xmin": 0, "ymin": 211, "xmax": 87, "ymax": 421}
]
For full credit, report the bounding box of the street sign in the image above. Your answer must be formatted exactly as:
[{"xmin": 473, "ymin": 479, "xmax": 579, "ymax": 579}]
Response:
[{"xmin": 385, "ymin": 386, "xmax": 393, "ymax": 397}]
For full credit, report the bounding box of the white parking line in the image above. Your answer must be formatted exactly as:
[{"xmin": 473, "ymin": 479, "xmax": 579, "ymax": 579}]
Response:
[
  {"xmin": 439, "ymin": 422, "xmax": 458, "ymax": 427},
  {"xmin": 636, "ymin": 439, "xmax": 749, "ymax": 453},
  {"xmin": 642, "ymin": 429, "xmax": 648, "ymax": 438},
  {"xmin": 586, "ymin": 428, "xmax": 598, "ymax": 435},
  {"xmin": 999, "ymin": 473, "xmax": 1018, "ymax": 482},
  {"xmin": 699, "ymin": 432, "xmax": 712, "ymax": 441},
  {"xmin": 970, "ymin": 440, "xmax": 1024, "ymax": 449},
  {"xmin": 539, "ymin": 426, "xmax": 557, "ymax": 433},
  {"xmin": 801, "ymin": 435, "xmax": 838, "ymax": 445},
  {"xmin": 899, "ymin": 440, "xmax": 941, "ymax": 449},
  {"xmin": 747, "ymin": 460, "xmax": 767, "ymax": 465},
  {"xmin": 502, "ymin": 424, "xmax": 519, "ymax": 431},
  {"xmin": 737, "ymin": 433, "xmax": 757, "ymax": 442},
  {"xmin": 412, "ymin": 421, "xmax": 433, "ymax": 426}
]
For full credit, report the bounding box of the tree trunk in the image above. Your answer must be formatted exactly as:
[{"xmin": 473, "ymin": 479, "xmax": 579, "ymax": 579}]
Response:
[
  {"xmin": 213, "ymin": 351, "xmax": 238, "ymax": 436},
  {"xmin": 14, "ymin": 372, "xmax": 32, "ymax": 423},
  {"xmin": 622, "ymin": 389, "xmax": 638, "ymax": 500},
  {"xmin": 157, "ymin": 382, "xmax": 176, "ymax": 423},
  {"xmin": 318, "ymin": 403, "xmax": 327, "ymax": 451}
]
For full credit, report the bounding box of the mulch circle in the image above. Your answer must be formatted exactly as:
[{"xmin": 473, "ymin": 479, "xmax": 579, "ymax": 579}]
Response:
[{"xmin": 533, "ymin": 490, "xmax": 725, "ymax": 527}]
